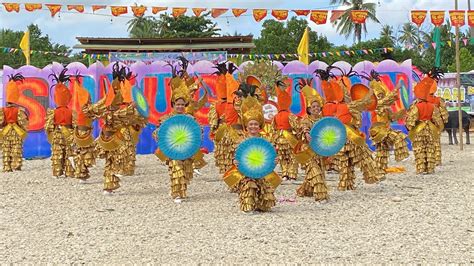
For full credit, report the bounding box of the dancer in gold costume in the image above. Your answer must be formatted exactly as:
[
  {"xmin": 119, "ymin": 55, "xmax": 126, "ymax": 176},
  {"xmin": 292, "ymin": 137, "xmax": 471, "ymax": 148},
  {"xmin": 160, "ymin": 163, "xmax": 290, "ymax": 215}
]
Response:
[
  {"xmin": 82, "ymin": 63, "xmax": 138, "ymax": 193},
  {"xmin": 118, "ymin": 68, "xmax": 148, "ymax": 176},
  {"xmin": 318, "ymin": 67, "xmax": 383, "ymax": 190},
  {"xmin": 363, "ymin": 71, "xmax": 409, "ymax": 171},
  {"xmin": 71, "ymin": 78, "xmax": 96, "ymax": 182},
  {"xmin": 293, "ymin": 78, "xmax": 329, "ymax": 201},
  {"xmin": 406, "ymin": 72, "xmax": 444, "ymax": 174},
  {"xmin": 271, "ymin": 81, "xmax": 299, "ymax": 181},
  {"xmin": 0, "ymin": 73, "xmax": 28, "ymax": 172},
  {"xmin": 425, "ymin": 68, "xmax": 448, "ymax": 166},
  {"xmin": 153, "ymin": 63, "xmax": 206, "ymax": 203},
  {"xmin": 45, "ymin": 69, "xmax": 75, "ymax": 178},
  {"xmin": 215, "ymin": 64, "xmax": 243, "ymax": 174},
  {"xmin": 223, "ymin": 84, "xmax": 280, "ymax": 213},
  {"xmin": 208, "ymin": 62, "xmax": 231, "ymax": 173}
]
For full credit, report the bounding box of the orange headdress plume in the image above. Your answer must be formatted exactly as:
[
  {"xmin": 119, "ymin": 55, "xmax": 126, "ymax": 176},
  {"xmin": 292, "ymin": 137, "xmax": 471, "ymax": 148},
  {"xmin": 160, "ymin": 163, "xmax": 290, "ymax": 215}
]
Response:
[
  {"xmin": 6, "ymin": 73, "xmax": 24, "ymax": 104},
  {"xmin": 50, "ymin": 68, "xmax": 72, "ymax": 107}
]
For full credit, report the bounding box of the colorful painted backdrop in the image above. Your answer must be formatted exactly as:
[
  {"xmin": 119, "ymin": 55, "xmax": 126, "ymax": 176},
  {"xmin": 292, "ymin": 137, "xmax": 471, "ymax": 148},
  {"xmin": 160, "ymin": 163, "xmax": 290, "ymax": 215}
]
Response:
[{"xmin": 2, "ymin": 59, "xmax": 413, "ymax": 158}]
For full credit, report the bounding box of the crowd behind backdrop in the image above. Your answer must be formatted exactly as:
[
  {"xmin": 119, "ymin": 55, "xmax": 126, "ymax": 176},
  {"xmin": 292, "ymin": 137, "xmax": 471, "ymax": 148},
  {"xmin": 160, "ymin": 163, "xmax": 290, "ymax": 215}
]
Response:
[{"xmin": 1, "ymin": 59, "xmax": 414, "ymax": 159}]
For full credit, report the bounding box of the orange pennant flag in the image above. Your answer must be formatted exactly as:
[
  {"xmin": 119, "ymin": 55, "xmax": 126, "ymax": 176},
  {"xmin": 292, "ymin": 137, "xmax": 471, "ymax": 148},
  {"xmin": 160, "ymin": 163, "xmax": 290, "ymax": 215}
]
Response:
[
  {"xmin": 46, "ymin": 4, "xmax": 62, "ymax": 17},
  {"xmin": 212, "ymin": 8, "xmax": 228, "ymax": 18},
  {"xmin": 24, "ymin": 3, "xmax": 42, "ymax": 12},
  {"xmin": 152, "ymin": 7, "xmax": 167, "ymax": 14},
  {"xmin": 310, "ymin": 10, "xmax": 328, "ymax": 24},
  {"xmin": 172, "ymin": 7, "xmax": 187, "ymax": 17},
  {"xmin": 111, "ymin": 6, "xmax": 128, "ymax": 17},
  {"xmin": 253, "ymin": 9, "xmax": 267, "ymax": 22},
  {"xmin": 131, "ymin": 5, "xmax": 147, "ymax": 17},
  {"xmin": 192, "ymin": 8, "xmax": 207, "ymax": 17},
  {"xmin": 67, "ymin": 5, "xmax": 84, "ymax": 13},
  {"xmin": 430, "ymin": 10, "xmax": 445, "ymax": 26},
  {"xmin": 293, "ymin": 10, "xmax": 310, "ymax": 16},
  {"xmin": 232, "ymin": 9, "xmax": 247, "ymax": 17},
  {"xmin": 92, "ymin": 5, "xmax": 106, "ymax": 12},
  {"xmin": 271, "ymin": 10, "xmax": 288, "ymax": 21},
  {"xmin": 468, "ymin": 10, "xmax": 474, "ymax": 27},
  {"xmin": 449, "ymin": 10, "xmax": 465, "ymax": 27},
  {"xmin": 3, "ymin": 3, "xmax": 20, "ymax": 12},
  {"xmin": 330, "ymin": 10, "xmax": 345, "ymax": 22},
  {"xmin": 411, "ymin": 10, "xmax": 427, "ymax": 27},
  {"xmin": 350, "ymin": 10, "xmax": 368, "ymax": 24}
]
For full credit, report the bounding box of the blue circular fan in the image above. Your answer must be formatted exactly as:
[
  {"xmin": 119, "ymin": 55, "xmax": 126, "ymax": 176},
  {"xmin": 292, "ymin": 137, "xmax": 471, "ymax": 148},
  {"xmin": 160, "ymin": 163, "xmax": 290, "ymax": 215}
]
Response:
[
  {"xmin": 132, "ymin": 87, "xmax": 150, "ymax": 118},
  {"xmin": 157, "ymin": 115, "xmax": 202, "ymax": 160},
  {"xmin": 235, "ymin": 137, "xmax": 277, "ymax": 179},
  {"xmin": 310, "ymin": 117, "xmax": 347, "ymax": 157}
]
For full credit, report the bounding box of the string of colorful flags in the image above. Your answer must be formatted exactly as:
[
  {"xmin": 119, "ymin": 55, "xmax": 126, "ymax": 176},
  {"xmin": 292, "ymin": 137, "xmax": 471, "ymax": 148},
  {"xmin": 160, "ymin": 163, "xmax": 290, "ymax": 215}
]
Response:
[
  {"xmin": 411, "ymin": 10, "xmax": 474, "ymax": 27},
  {"xmin": 0, "ymin": 46, "xmax": 71, "ymax": 57},
  {"xmin": 229, "ymin": 48, "xmax": 395, "ymax": 60},
  {"xmin": 2, "ymin": 2, "xmax": 473, "ymax": 27},
  {"xmin": 2, "ymin": 39, "xmax": 472, "ymax": 62}
]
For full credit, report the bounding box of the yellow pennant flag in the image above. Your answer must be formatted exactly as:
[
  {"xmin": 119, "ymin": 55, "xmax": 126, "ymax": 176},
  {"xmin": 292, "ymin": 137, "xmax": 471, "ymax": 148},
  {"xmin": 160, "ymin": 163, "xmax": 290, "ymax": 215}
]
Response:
[
  {"xmin": 297, "ymin": 27, "xmax": 309, "ymax": 65},
  {"xmin": 19, "ymin": 30, "xmax": 30, "ymax": 65}
]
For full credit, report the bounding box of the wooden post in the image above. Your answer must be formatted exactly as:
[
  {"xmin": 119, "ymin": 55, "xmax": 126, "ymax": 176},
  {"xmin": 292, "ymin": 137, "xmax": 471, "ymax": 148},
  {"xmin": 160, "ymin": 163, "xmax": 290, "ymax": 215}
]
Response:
[{"xmin": 455, "ymin": 0, "xmax": 463, "ymax": 150}]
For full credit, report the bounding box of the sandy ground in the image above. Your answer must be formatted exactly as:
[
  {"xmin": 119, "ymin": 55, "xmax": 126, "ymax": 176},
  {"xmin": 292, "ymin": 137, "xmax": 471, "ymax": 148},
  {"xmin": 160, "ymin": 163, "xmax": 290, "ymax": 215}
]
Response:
[{"xmin": 1, "ymin": 135, "xmax": 473, "ymax": 264}]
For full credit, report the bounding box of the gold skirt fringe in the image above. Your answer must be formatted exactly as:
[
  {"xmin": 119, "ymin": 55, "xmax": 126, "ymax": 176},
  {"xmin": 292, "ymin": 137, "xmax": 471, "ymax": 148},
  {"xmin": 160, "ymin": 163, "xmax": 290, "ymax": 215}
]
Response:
[
  {"xmin": 216, "ymin": 130, "xmax": 242, "ymax": 174},
  {"xmin": 2, "ymin": 129, "xmax": 24, "ymax": 172},
  {"xmin": 73, "ymin": 130, "xmax": 96, "ymax": 180},
  {"xmin": 119, "ymin": 127, "xmax": 137, "ymax": 176},
  {"xmin": 167, "ymin": 159, "xmax": 193, "ymax": 199},
  {"xmin": 412, "ymin": 126, "xmax": 437, "ymax": 174},
  {"xmin": 273, "ymin": 132, "xmax": 298, "ymax": 179},
  {"xmin": 296, "ymin": 155, "xmax": 328, "ymax": 201},
  {"xmin": 434, "ymin": 135, "xmax": 442, "ymax": 166},
  {"xmin": 50, "ymin": 128, "xmax": 75, "ymax": 177},
  {"xmin": 238, "ymin": 178, "xmax": 276, "ymax": 212},
  {"xmin": 373, "ymin": 129, "xmax": 409, "ymax": 171},
  {"xmin": 332, "ymin": 139, "xmax": 382, "ymax": 191}
]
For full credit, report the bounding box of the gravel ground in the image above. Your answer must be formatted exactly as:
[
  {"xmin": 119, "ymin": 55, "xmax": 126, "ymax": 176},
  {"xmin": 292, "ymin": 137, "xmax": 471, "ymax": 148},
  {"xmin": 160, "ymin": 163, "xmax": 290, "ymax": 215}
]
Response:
[{"xmin": 1, "ymin": 136, "xmax": 472, "ymax": 264}]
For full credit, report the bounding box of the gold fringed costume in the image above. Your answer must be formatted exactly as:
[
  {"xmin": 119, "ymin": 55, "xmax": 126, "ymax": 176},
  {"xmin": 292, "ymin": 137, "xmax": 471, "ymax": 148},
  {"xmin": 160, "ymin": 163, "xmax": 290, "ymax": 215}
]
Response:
[
  {"xmin": 153, "ymin": 113, "xmax": 200, "ymax": 200},
  {"xmin": 208, "ymin": 65, "xmax": 229, "ymax": 173},
  {"xmin": 295, "ymin": 115, "xmax": 328, "ymax": 201},
  {"xmin": 82, "ymin": 63, "xmax": 138, "ymax": 192},
  {"xmin": 223, "ymin": 83, "xmax": 280, "ymax": 213},
  {"xmin": 117, "ymin": 72, "xmax": 149, "ymax": 176},
  {"xmin": 46, "ymin": 69, "xmax": 75, "ymax": 178},
  {"xmin": 271, "ymin": 86, "xmax": 299, "ymax": 180},
  {"xmin": 292, "ymin": 79, "xmax": 328, "ymax": 201},
  {"xmin": 73, "ymin": 124, "xmax": 95, "ymax": 180},
  {"xmin": 119, "ymin": 109, "xmax": 147, "ymax": 176},
  {"xmin": 407, "ymin": 73, "xmax": 444, "ymax": 174},
  {"xmin": 318, "ymin": 69, "xmax": 383, "ymax": 191},
  {"xmin": 431, "ymin": 98, "xmax": 448, "ymax": 166},
  {"xmin": 154, "ymin": 59, "xmax": 206, "ymax": 200},
  {"xmin": 71, "ymin": 79, "xmax": 96, "ymax": 181},
  {"xmin": 367, "ymin": 76, "xmax": 409, "ymax": 171},
  {"xmin": 425, "ymin": 68, "xmax": 448, "ymax": 166},
  {"xmin": 46, "ymin": 109, "xmax": 75, "ymax": 177},
  {"xmin": 1, "ymin": 74, "xmax": 28, "ymax": 172},
  {"xmin": 0, "ymin": 106, "xmax": 28, "ymax": 172},
  {"xmin": 216, "ymin": 69, "xmax": 243, "ymax": 174}
]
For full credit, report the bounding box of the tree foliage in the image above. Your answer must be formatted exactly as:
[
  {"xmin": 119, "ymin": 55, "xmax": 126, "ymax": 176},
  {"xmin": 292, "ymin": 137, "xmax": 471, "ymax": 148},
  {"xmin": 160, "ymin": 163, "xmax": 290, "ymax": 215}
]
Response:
[
  {"xmin": 0, "ymin": 24, "xmax": 86, "ymax": 68},
  {"xmin": 127, "ymin": 13, "xmax": 221, "ymax": 38},
  {"xmin": 254, "ymin": 17, "xmax": 332, "ymax": 55}
]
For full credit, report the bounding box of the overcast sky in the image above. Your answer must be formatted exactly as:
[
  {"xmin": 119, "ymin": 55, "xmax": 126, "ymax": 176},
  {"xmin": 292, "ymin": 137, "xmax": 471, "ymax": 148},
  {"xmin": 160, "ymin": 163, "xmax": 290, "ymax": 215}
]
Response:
[{"xmin": 0, "ymin": 0, "xmax": 469, "ymax": 51}]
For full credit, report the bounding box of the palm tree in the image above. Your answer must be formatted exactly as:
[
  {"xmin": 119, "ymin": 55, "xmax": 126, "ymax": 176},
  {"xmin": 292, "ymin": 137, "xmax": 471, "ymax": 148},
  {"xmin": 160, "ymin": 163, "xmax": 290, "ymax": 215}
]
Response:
[
  {"xmin": 329, "ymin": 0, "xmax": 380, "ymax": 43},
  {"xmin": 380, "ymin": 24, "xmax": 396, "ymax": 45},
  {"xmin": 398, "ymin": 22, "xmax": 420, "ymax": 48},
  {"xmin": 126, "ymin": 16, "xmax": 159, "ymax": 38}
]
